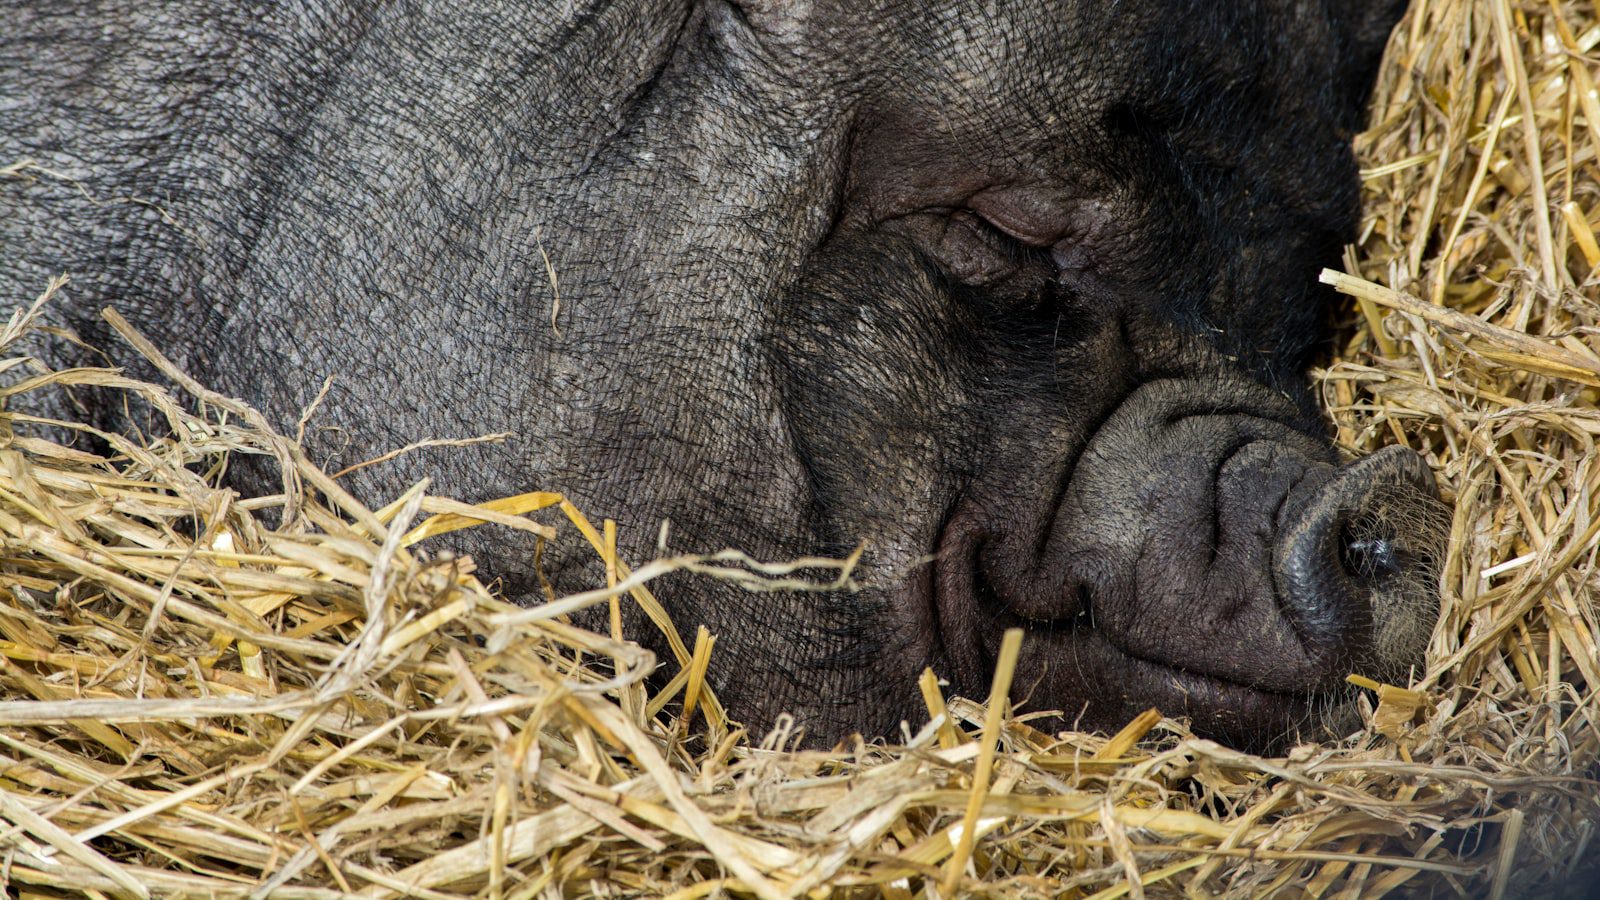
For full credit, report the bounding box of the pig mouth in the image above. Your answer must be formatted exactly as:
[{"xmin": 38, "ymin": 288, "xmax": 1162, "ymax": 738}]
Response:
[
  {"xmin": 991, "ymin": 619, "xmax": 1335, "ymax": 744},
  {"xmin": 929, "ymin": 514, "xmax": 1342, "ymax": 748},
  {"xmin": 979, "ymin": 582, "xmax": 1341, "ymax": 745}
]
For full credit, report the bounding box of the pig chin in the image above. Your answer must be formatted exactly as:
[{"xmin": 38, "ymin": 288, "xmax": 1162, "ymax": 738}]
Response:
[{"xmin": 924, "ymin": 379, "xmax": 1449, "ymax": 751}]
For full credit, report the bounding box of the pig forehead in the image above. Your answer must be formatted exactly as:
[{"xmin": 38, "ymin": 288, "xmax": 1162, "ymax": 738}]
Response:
[
  {"xmin": 796, "ymin": 0, "xmax": 1347, "ymax": 98},
  {"xmin": 785, "ymin": 1, "xmax": 1360, "ymax": 186}
]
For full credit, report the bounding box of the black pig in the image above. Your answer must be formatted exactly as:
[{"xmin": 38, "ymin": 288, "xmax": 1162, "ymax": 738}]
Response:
[{"xmin": 2, "ymin": 0, "xmax": 1446, "ymax": 747}]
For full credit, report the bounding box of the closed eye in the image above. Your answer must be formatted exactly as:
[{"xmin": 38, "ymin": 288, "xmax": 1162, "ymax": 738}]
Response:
[{"xmin": 964, "ymin": 210, "xmax": 1053, "ymax": 268}]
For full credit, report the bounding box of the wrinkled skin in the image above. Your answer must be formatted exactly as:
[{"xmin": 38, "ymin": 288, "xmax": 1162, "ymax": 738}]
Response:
[{"xmin": 3, "ymin": 0, "xmax": 1447, "ymax": 748}]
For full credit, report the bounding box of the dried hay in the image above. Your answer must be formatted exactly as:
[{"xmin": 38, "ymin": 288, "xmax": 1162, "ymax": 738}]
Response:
[{"xmin": 1, "ymin": 0, "xmax": 1598, "ymax": 896}]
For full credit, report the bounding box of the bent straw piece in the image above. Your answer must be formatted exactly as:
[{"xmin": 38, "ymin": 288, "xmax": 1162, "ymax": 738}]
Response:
[
  {"xmin": 398, "ymin": 491, "xmax": 561, "ymax": 544},
  {"xmin": 941, "ymin": 627, "xmax": 1023, "ymax": 895},
  {"xmin": 1321, "ymin": 271, "xmax": 1600, "ymax": 380}
]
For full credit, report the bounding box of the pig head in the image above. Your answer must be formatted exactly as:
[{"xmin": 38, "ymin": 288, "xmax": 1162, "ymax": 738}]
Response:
[{"xmin": 0, "ymin": 0, "xmax": 1445, "ymax": 747}]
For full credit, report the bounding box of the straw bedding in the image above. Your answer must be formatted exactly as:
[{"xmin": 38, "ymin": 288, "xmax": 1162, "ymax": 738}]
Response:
[{"xmin": 2, "ymin": 1, "xmax": 1597, "ymax": 896}]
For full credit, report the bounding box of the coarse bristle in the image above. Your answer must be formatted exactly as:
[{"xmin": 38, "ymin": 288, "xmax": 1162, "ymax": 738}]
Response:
[{"xmin": 1, "ymin": 1, "xmax": 1597, "ymax": 896}]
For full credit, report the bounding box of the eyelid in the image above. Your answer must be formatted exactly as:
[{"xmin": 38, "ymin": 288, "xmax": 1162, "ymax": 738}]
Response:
[
  {"xmin": 973, "ymin": 210, "xmax": 1054, "ymax": 249},
  {"xmin": 969, "ymin": 194, "xmax": 1071, "ymax": 249},
  {"xmin": 979, "ymin": 195, "xmax": 1114, "ymax": 275}
]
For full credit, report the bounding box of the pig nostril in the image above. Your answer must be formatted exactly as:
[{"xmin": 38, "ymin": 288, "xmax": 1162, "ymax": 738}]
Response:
[
  {"xmin": 1337, "ymin": 517, "xmax": 1403, "ymax": 582},
  {"xmin": 1073, "ymin": 584, "xmax": 1095, "ymax": 626}
]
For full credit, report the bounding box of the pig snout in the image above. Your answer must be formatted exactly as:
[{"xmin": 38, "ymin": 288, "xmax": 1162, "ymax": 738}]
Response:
[{"xmin": 934, "ymin": 378, "xmax": 1447, "ymax": 748}]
